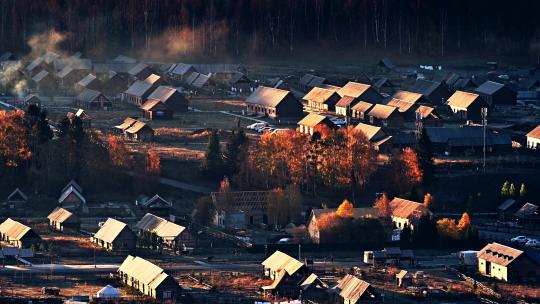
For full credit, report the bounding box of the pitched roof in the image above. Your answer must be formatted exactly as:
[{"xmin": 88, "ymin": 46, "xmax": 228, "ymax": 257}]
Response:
[
  {"xmin": 47, "ymin": 207, "xmax": 75, "ymax": 223},
  {"xmin": 113, "ymin": 55, "xmax": 137, "ymax": 63},
  {"xmin": 118, "ymin": 255, "xmax": 174, "ymax": 289},
  {"xmin": 390, "ymin": 197, "xmax": 427, "ymax": 219},
  {"xmin": 297, "ymin": 113, "xmax": 331, "ymax": 128},
  {"xmin": 396, "ymin": 270, "xmax": 411, "ymax": 279},
  {"xmin": 416, "ymin": 105, "xmax": 439, "ymax": 119},
  {"xmin": 114, "ymin": 117, "xmax": 137, "ymax": 131},
  {"xmin": 0, "ymin": 52, "xmax": 12, "ymax": 62},
  {"xmin": 77, "ymin": 74, "xmax": 98, "ymax": 87},
  {"xmin": 299, "ymin": 74, "xmax": 325, "ymax": 87},
  {"xmin": 386, "ymin": 98, "xmax": 415, "ymax": 113},
  {"xmin": 354, "ymin": 123, "xmax": 384, "ymax": 141},
  {"xmin": 246, "ymin": 86, "xmax": 291, "ymax": 108},
  {"xmin": 125, "ymin": 121, "xmax": 152, "ymax": 134},
  {"xmin": 447, "ymin": 91, "xmax": 481, "ymax": 110},
  {"xmin": 392, "ymin": 90, "xmax": 423, "ymax": 104},
  {"xmin": 335, "ymin": 96, "xmax": 357, "ymax": 108},
  {"xmin": 94, "ymin": 218, "xmax": 131, "ymax": 243},
  {"xmin": 498, "ymin": 199, "xmax": 517, "ymax": 211},
  {"xmin": 426, "ymin": 127, "xmax": 511, "ymax": 146},
  {"xmin": 191, "ymin": 73, "xmax": 210, "ymax": 88},
  {"xmin": 337, "ymin": 82, "xmax": 372, "ymax": 98},
  {"xmin": 140, "ymin": 99, "xmax": 165, "ymax": 111},
  {"xmin": 526, "ymin": 125, "xmax": 540, "ymax": 140},
  {"xmin": 26, "ymin": 57, "xmax": 44, "ymax": 71},
  {"xmin": 475, "ymin": 81, "xmax": 505, "ymax": 95},
  {"xmin": 76, "ymin": 88, "xmax": 106, "ymax": 103},
  {"xmin": 303, "ymin": 87, "xmax": 338, "ymax": 103},
  {"xmin": 57, "ymin": 59, "xmax": 91, "ymax": 78},
  {"xmin": 368, "ymin": 104, "xmax": 399, "ymax": 119},
  {"xmin": 171, "ymin": 63, "xmax": 194, "ymax": 76},
  {"xmin": 477, "ymin": 243, "xmax": 524, "ymax": 267},
  {"xmin": 32, "ymin": 70, "xmax": 50, "ymax": 82},
  {"xmin": 147, "ymin": 86, "xmax": 177, "ymax": 103},
  {"xmin": 351, "ymin": 101, "xmax": 373, "ymax": 113},
  {"xmin": 262, "ymin": 250, "xmax": 304, "ymax": 276},
  {"xmin": 0, "ymin": 218, "xmax": 33, "ymax": 241},
  {"xmin": 24, "ymin": 94, "xmax": 41, "ymax": 103},
  {"xmin": 335, "ymin": 274, "xmax": 372, "ymax": 303},
  {"xmin": 58, "ymin": 185, "xmax": 86, "ymax": 205},
  {"xmin": 128, "ymin": 62, "xmax": 149, "ymax": 76},
  {"xmin": 7, "ymin": 188, "xmax": 28, "ymax": 202},
  {"xmin": 141, "ymin": 194, "xmax": 172, "ymax": 208},
  {"xmin": 514, "ymin": 203, "xmax": 539, "ymax": 218},
  {"xmin": 62, "ymin": 179, "xmax": 82, "ymax": 194},
  {"xmin": 125, "ymin": 75, "xmax": 159, "ymax": 97},
  {"xmin": 409, "ymin": 80, "xmax": 442, "ymax": 96},
  {"xmin": 136, "ymin": 213, "xmax": 185, "ymax": 240}
]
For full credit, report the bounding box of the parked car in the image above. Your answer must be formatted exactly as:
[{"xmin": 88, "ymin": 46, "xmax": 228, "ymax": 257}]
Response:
[
  {"xmin": 258, "ymin": 126, "xmax": 274, "ymax": 133},
  {"xmin": 525, "ymin": 239, "xmax": 540, "ymax": 248},
  {"xmin": 511, "ymin": 235, "xmax": 529, "ymax": 243},
  {"xmin": 247, "ymin": 122, "xmax": 268, "ymax": 130},
  {"xmin": 330, "ymin": 117, "xmax": 347, "ymax": 125},
  {"xmin": 271, "ymin": 128, "xmax": 290, "ymax": 135}
]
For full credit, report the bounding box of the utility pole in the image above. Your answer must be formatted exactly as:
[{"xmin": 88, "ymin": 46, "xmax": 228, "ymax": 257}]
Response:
[
  {"xmin": 482, "ymin": 107, "xmax": 488, "ymax": 173},
  {"xmin": 298, "ymin": 243, "xmax": 301, "ymax": 261},
  {"xmin": 415, "ymin": 111, "xmax": 423, "ymax": 140}
]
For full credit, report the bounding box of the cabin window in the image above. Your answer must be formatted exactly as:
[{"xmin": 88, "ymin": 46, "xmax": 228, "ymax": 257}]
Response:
[{"xmin": 163, "ymin": 291, "xmax": 172, "ymax": 299}]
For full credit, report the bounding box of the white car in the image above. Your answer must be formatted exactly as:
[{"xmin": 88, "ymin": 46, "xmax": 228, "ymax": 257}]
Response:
[
  {"xmin": 525, "ymin": 239, "xmax": 540, "ymax": 248},
  {"xmin": 247, "ymin": 122, "xmax": 268, "ymax": 130},
  {"xmin": 258, "ymin": 127, "xmax": 274, "ymax": 133},
  {"xmin": 271, "ymin": 128, "xmax": 289, "ymax": 135},
  {"xmin": 330, "ymin": 118, "xmax": 347, "ymax": 125},
  {"xmin": 511, "ymin": 236, "xmax": 529, "ymax": 243}
]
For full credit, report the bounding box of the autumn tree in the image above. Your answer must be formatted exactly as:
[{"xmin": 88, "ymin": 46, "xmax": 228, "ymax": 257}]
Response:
[
  {"xmin": 436, "ymin": 218, "xmax": 458, "ymax": 240},
  {"xmin": 285, "ymin": 184, "xmax": 303, "ymax": 223},
  {"xmin": 146, "ymin": 150, "xmax": 161, "ymax": 175},
  {"xmin": 457, "ymin": 212, "xmax": 471, "ymax": 233},
  {"xmin": 509, "ymin": 183, "xmax": 516, "ymax": 196},
  {"xmin": 423, "ymin": 193, "xmax": 433, "ymax": 209},
  {"xmin": 520, "ymin": 183, "xmax": 527, "ymax": 197},
  {"xmin": 386, "ymin": 148, "xmax": 422, "ymax": 196},
  {"xmin": 336, "ymin": 199, "xmax": 354, "ymax": 218},
  {"xmin": 0, "ymin": 110, "xmax": 31, "ymax": 167},
  {"xmin": 107, "ymin": 135, "xmax": 132, "ymax": 168},
  {"xmin": 501, "ymin": 181, "xmax": 510, "ymax": 196},
  {"xmin": 374, "ymin": 193, "xmax": 392, "ymax": 218}
]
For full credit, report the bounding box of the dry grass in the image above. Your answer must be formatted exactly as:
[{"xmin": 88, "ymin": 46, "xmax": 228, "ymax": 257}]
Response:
[{"xmin": 497, "ymin": 283, "xmax": 540, "ymax": 300}]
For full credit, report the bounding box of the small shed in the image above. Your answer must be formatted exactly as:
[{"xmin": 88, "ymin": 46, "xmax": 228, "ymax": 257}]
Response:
[
  {"xmin": 92, "ymin": 218, "xmax": 137, "ymax": 252},
  {"xmin": 7, "ymin": 188, "xmax": 28, "ymax": 205},
  {"xmin": 125, "ymin": 121, "xmax": 154, "ymax": 142},
  {"xmin": 96, "ymin": 285, "xmax": 121, "ymax": 299},
  {"xmin": 146, "ymin": 86, "xmax": 189, "ymax": 112},
  {"xmin": 75, "ymin": 88, "xmax": 112, "ymax": 110},
  {"xmin": 475, "ymin": 81, "xmax": 516, "ymax": 106},
  {"xmin": 58, "ymin": 185, "xmax": 86, "ymax": 210},
  {"xmin": 396, "ymin": 270, "xmax": 413, "ymax": 287},
  {"xmin": 297, "ymin": 113, "xmax": 337, "ymax": 135},
  {"xmin": 140, "ymin": 194, "xmax": 173, "ymax": 209},
  {"xmin": 47, "ymin": 207, "xmax": 80, "ymax": 231}
]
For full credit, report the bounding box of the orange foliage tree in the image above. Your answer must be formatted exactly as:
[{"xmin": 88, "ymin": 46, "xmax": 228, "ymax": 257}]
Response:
[
  {"xmin": 107, "ymin": 135, "xmax": 132, "ymax": 168},
  {"xmin": 336, "ymin": 199, "xmax": 354, "ymax": 218},
  {"xmin": 374, "ymin": 193, "xmax": 392, "ymax": 218},
  {"xmin": 0, "ymin": 110, "xmax": 31, "ymax": 166},
  {"xmin": 317, "ymin": 211, "xmax": 340, "ymax": 231},
  {"xmin": 457, "ymin": 212, "xmax": 471, "ymax": 233},
  {"xmin": 401, "ymin": 147, "xmax": 423, "ymax": 185},
  {"xmin": 423, "ymin": 193, "xmax": 432, "ymax": 209},
  {"xmin": 146, "ymin": 149, "xmax": 161, "ymax": 175},
  {"xmin": 436, "ymin": 218, "xmax": 458, "ymax": 240}
]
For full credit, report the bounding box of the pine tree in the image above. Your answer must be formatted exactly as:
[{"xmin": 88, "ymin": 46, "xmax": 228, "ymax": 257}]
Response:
[
  {"xmin": 501, "ymin": 181, "xmax": 510, "ymax": 196},
  {"xmin": 519, "ymin": 183, "xmax": 527, "ymax": 197},
  {"xmin": 509, "ymin": 183, "xmax": 516, "ymax": 196},
  {"xmin": 201, "ymin": 129, "xmax": 223, "ymax": 177},
  {"xmin": 415, "ymin": 128, "xmax": 434, "ymax": 185},
  {"xmin": 400, "ymin": 224, "xmax": 412, "ymax": 245},
  {"xmin": 223, "ymin": 128, "xmax": 247, "ymax": 176}
]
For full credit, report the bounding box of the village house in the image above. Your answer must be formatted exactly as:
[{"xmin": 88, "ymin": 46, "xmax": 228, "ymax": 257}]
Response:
[
  {"xmin": 409, "ymin": 79, "xmax": 450, "ymax": 105},
  {"xmin": 351, "ymin": 101, "xmax": 374, "ymax": 121},
  {"xmin": 118, "ymin": 255, "xmax": 181, "ymax": 300},
  {"xmin": 363, "ymin": 247, "xmax": 415, "ymax": 266},
  {"xmin": 123, "ymin": 74, "xmax": 164, "ymax": 106},
  {"xmin": 245, "ymin": 86, "xmax": 303, "ymax": 119},
  {"xmin": 211, "ymin": 190, "xmax": 271, "ymax": 229},
  {"xmin": 128, "ymin": 62, "xmax": 154, "ymax": 82},
  {"xmin": 6, "ymin": 188, "xmax": 28, "ymax": 206},
  {"xmin": 498, "ymin": 199, "xmax": 521, "ymax": 220},
  {"xmin": 92, "ymin": 218, "xmax": 137, "ymax": 252},
  {"xmin": 452, "ymin": 77, "xmax": 477, "ymax": 92},
  {"xmin": 225, "ymin": 72, "xmax": 252, "ymax": 93},
  {"xmin": 329, "ymin": 274, "xmax": 382, "ymax": 304},
  {"xmin": 24, "ymin": 94, "xmax": 42, "ymax": 105},
  {"xmin": 168, "ymin": 63, "xmax": 196, "ymax": 82},
  {"xmin": 185, "ymin": 72, "xmax": 211, "ymax": 90},
  {"xmin": 67, "ymin": 109, "xmax": 92, "ymax": 128},
  {"xmin": 0, "ymin": 218, "xmax": 41, "ymax": 248},
  {"xmin": 136, "ymin": 213, "xmax": 186, "ymax": 251},
  {"xmin": 125, "ymin": 120, "xmax": 154, "ymax": 142},
  {"xmin": 396, "ymin": 270, "xmax": 413, "ymax": 287},
  {"xmin": 354, "ymin": 123, "xmax": 392, "ymax": 151},
  {"xmin": 477, "ymin": 242, "xmax": 540, "ymax": 282},
  {"xmin": 56, "ymin": 59, "xmax": 92, "ymax": 92},
  {"xmin": 307, "ymin": 207, "xmax": 379, "ymax": 244},
  {"xmin": 425, "ymin": 127, "xmax": 512, "ymax": 155},
  {"xmin": 261, "ymin": 251, "xmax": 327, "ymax": 299},
  {"xmin": 32, "ymin": 70, "xmax": 56, "ymax": 92},
  {"xmin": 337, "ymin": 82, "xmax": 382, "ymax": 104},
  {"xmin": 513, "ymin": 203, "xmax": 540, "ymax": 228},
  {"xmin": 526, "ymin": 125, "xmax": 540, "ymax": 150},
  {"xmin": 415, "ymin": 105, "xmax": 442, "ymax": 127},
  {"xmin": 475, "ymin": 81, "xmax": 517, "ymax": 106},
  {"xmin": 297, "ymin": 113, "xmax": 337, "ymax": 135},
  {"xmin": 335, "ymin": 96, "xmax": 358, "ymax": 117},
  {"xmin": 75, "ymin": 73, "xmax": 102, "ymax": 93},
  {"xmin": 75, "ymin": 88, "xmax": 112, "ymax": 110},
  {"xmin": 101, "ymin": 71, "xmax": 128, "ymax": 95},
  {"xmin": 47, "ymin": 207, "xmax": 80, "ymax": 232},
  {"xmin": 389, "ymin": 197, "xmax": 431, "ymax": 231},
  {"xmin": 372, "ymin": 77, "xmax": 395, "ymax": 95},
  {"xmin": 145, "ymin": 86, "xmax": 188, "ymax": 112},
  {"xmin": 446, "ymin": 90, "xmax": 486, "ymax": 122},
  {"xmin": 367, "ymin": 104, "xmax": 404, "ymax": 128},
  {"xmin": 299, "ymin": 74, "xmax": 326, "ymax": 91},
  {"xmin": 25, "ymin": 57, "xmax": 49, "ymax": 77},
  {"xmin": 139, "ymin": 194, "xmax": 173, "ymax": 210},
  {"xmin": 58, "ymin": 181, "xmax": 86, "ymax": 210},
  {"xmin": 386, "ymin": 98, "xmax": 418, "ymax": 120},
  {"xmin": 303, "ymin": 87, "xmax": 341, "ymax": 112}
]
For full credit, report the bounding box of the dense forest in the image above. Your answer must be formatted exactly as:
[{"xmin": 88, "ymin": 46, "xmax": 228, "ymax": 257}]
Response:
[{"xmin": 2, "ymin": 0, "xmax": 540, "ymax": 60}]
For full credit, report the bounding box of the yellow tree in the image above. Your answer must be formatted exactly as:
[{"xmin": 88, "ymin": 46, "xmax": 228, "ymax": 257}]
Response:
[
  {"xmin": 436, "ymin": 218, "xmax": 458, "ymax": 239},
  {"xmin": 336, "ymin": 199, "xmax": 354, "ymax": 218}
]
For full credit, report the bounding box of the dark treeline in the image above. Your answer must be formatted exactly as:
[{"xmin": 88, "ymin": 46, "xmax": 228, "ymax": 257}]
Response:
[{"xmin": 1, "ymin": 0, "xmax": 540, "ymax": 59}]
